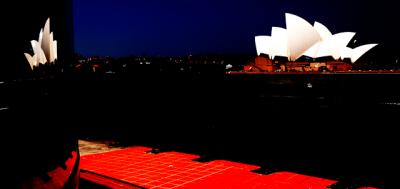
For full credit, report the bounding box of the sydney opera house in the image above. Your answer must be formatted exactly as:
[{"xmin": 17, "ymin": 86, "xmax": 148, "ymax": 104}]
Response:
[{"xmin": 244, "ymin": 13, "xmax": 378, "ymax": 72}]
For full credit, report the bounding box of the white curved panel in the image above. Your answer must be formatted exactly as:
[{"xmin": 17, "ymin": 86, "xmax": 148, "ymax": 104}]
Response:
[
  {"xmin": 31, "ymin": 40, "xmax": 38, "ymax": 53},
  {"xmin": 314, "ymin": 32, "xmax": 356, "ymax": 59},
  {"xmin": 351, "ymin": 44, "xmax": 377, "ymax": 63},
  {"xmin": 315, "ymin": 41, "xmax": 332, "ymax": 58},
  {"xmin": 31, "ymin": 40, "xmax": 46, "ymax": 64},
  {"xmin": 271, "ymin": 27, "xmax": 288, "ymax": 58},
  {"xmin": 50, "ymin": 32, "xmax": 55, "ymax": 62},
  {"xmin": 38, "ymin": 47, "xmax": 47, "ymax": 64},
  {"xmin": 53, "ymin": 40, "xmax": 58, "ymax": 61},
  {"xmin": 314, "ymin": 22, "xmax": 332, "ymax": 41},
  {"xmin": 24, "ymin": 53, "xmax": 37, "ymax": 70},
  {"xmin": 340, "ymin": 47, "xmax": 353, "ymax": 59},
  {"xmin": 42, "ymin": 18, "xmax": 51, "ymax": 62},
  {"xmin": 49, "ymin": 32, "xmax": 53, "ymax": 62},
  {"xmin": 329, "ymin": 32, "xmax": 355, "ymax": 59},
  {"xmin": 255, "ymin": 36, "xmax": 272, "ymax": 57},
  {"xmin": 303, "ymin": 42, "xmax": 321, "ymax": 58},
  {"xmin": 32, "ymin": 40, "xmax": 47, "ymax": 64},
  {"xmin": 32, "ymin": 54, "xmax": 38, "ymax": 67},
  {"xmin": 285, "ymin": 13, "xmax": 321, "ymax": 61},
  {"xmin": 38, "ymin": 29, "xmax": 43, "ymax": 47}
]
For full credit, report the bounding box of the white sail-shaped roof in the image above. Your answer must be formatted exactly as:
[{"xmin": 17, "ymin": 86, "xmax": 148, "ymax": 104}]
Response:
[
  {"xmin": 285, "ymin": 13, "xmax": 321, "ymax": 61},
  {"xmin": 49, "ymin": 32, "xmax": 55, "ymax": 63},
  {"xmin": 42, "ymin": 18, "xmax": 51, "ymax": 62},
  {"xmin": 313, "ymin": 32, "xmax": 356, "ymax": 59},
  {"xmin": 302, "ymin": 42, "xmax": 322, "ymax": 58},
  {"xmin": 328, "ymin": 32, "xmax": 355, "ymax": 59},
  {"xmin": 31, "ymin": 40, "xmax": 47, "ymax": 64},
  {"xmin": 303, "ymin": 22, "xmax": 331, "ymax": 58},
  {"xmin": 271, "ymin": 27, "xmax": 288, "ymax": 58},
  {"xmin": 53, "ymin": 40, "xmax": 58, "ymax": 62},
  {"xmin": 38, "ymin": 48, "xmax": 47, "ymax": 65},
  {"xmin": 340, "ymin": 47, "xmax": 353, "ymax": 60},
  {"xmin": 38, "ymin": 29, "xmax": 43, "ymax": 47},
  {"xmin": 351, "ymin": 44, "xmax": 377, "ymax": 63},
  {"xmin": 314, "ymin": 22, "xmax": 332, "ymax": 41},
  {"xmin": 314, "ymin": 41, "xmax": 332, "ymax": 58},
  {"xmin": 24, "ymin": 53, "xmax": 38, "ymax": 70},
  {"xmin": 255, "ymin": 36, "xmax": 272, "ymax": 56}
]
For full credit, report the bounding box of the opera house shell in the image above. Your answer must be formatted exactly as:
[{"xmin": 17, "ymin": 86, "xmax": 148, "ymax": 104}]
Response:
[
  {"xmin": 255, "ymin": 13, "xmax": 377, "ymax": 63},
  {"xmin": 24, "ymin": 18, "xmax": 58, "ymax": 70}
]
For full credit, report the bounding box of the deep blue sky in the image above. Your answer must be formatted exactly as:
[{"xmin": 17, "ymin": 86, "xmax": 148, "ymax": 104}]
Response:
[{"xmin": 74, "ymin": 0, "xmax": 398, "ymax": 57}]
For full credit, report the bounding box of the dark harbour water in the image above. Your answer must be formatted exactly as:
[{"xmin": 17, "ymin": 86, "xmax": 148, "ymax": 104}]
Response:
[{"xmin": 1, "ymin": 72, "xmax": 398, "ymax": 188}]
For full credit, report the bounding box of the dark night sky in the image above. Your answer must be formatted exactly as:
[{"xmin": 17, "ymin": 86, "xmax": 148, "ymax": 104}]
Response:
[{"xmin": 74, "ymin": 0, "xmax": 398, "ymax": 58}]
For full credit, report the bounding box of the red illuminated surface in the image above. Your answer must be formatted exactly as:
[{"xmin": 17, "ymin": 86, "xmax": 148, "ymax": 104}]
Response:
[{"xmin": 80, "ymin": 147, "xmax": 377, "ymax": 189}]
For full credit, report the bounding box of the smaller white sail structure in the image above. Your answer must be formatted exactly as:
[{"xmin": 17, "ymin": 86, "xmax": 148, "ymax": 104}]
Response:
[
  {"xmin": 271, "ymin": 27, "xmax": 288, "ymax": 58},
  {"xmin": 285, "ymin": 13, "xmax": 322, "ymax": 61},
  {"xmin": 255, "ymin": 13, "xmax": 377, "ymax": 63},
  {"xmin": 255, "ymin": 36, "xmax": 272, "ymax": 56},
  {"xmin": 314, "ymin": 22, "xmax": 332, "ymax": 41},
  {"xmin": 350, "ymin": 44, "xmax": 378, "ymax": 63},
  {"xmin": 24, "ymin": 18, "xmax": 58, "ymax": 70},
  {"xmin": 24, "ymin": 54, "xmax": 38, "ymax": 70}
]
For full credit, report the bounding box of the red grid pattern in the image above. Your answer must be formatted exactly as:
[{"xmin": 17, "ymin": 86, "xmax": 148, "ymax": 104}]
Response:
[{"xmin": 81, "ymin": 146, "xmax": 338, "ymax": 189}]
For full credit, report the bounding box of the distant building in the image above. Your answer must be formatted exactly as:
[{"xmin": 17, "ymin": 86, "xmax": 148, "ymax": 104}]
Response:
[
  {"xmin": 244, "ymin": 55, "xmax": 274, "ymax": 72},
  {"xmin": 244, "ymin": 56, "xmax": 352, "ymax": 72}
]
